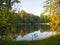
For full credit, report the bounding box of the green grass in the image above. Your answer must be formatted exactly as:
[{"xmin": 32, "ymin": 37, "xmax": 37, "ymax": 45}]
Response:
[{"xmin": 4, "ymin": 34, "xmax": 60, "ymax": 45}]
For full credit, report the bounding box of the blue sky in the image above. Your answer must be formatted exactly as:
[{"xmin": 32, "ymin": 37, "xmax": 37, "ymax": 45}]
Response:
[{"xmin": 20, "ymin": 0, "xmax": 45, "ymax": 16}]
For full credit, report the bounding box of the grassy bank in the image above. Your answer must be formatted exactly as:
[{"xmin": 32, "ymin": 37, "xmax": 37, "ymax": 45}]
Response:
[{"xmin": 4, "ymin": 34, "xmax": 60, "ymax": 45}]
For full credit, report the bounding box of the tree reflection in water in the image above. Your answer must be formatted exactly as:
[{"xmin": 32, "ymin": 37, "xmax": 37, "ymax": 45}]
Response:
[{"xmin": 18, "ymin": 24, "xmax": 50, "ymax": 37}]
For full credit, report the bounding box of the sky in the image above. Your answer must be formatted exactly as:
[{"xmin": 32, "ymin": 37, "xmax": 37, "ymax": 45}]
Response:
[
  {"xmin": 20, "ymin": 0, "xmax": 45, "ymax": 16},
  {"xmin": 12, "ymin": 0, "xmax": 45, "ymax": 16}
]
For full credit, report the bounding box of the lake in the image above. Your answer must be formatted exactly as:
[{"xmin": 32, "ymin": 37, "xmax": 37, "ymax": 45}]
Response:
[{"xmin": 16, "ymin": 24, "xmax": 55, "ymax": 41}]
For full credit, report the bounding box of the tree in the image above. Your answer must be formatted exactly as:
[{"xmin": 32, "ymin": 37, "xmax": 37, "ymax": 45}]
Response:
[
  {"xmin": 0, "ymin": 6, "xmax": 21, "ymax": 41},
  {"xmin": 40, "ymin": 14, "xmax": 50, "ymax": 23},
  {"xmin": 42, "ymin": 0, "xmax": 60, "ymax": 32},
  {"xmin": 0, "ymin": 0, "xmax": 21, "ymax": 9},
  {"xmin": 18, "ymin": 10, "xmax": 27, "ymax": 18},
  {"xmin": 42, "ymin": 0, "xmax": 60, "ymax": 15}
]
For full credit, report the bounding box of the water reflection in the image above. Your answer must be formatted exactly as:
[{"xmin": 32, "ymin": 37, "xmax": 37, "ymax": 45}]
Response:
[
  {"xmin": 16, "ymin": 24, "xmax": 55, "ymax": 41},
  {"xmin": 17, "ymin": 30, "xmax": 55, "ymax": 41},
  {"xmin": 18, "ymin": 24, "xmax": 41, "ymax": 37}
]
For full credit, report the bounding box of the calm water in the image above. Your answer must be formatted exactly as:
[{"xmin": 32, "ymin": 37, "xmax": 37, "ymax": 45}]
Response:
[
  {"xmin": 16, "ymin": 30, "xmax": 55, "ymax": 41},
  {"xmin": 16, "ymin": 24, "xmax": 55, "ymax": 41}
]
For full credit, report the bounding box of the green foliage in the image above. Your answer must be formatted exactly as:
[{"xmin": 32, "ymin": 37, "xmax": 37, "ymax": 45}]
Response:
[
  {"xmin": 40, "ymin": 14, "xmax": 50, "ymax": 23},
  {"xmin": 0, "ymin": 0, "xmax": 21, "ymax": 9},
  {"xmin": 0, "ymin": 6, "xmax": 20, "ymax": 41},
  {"xmin": 0, "ymin": 6, "xmax": 9, "ymax": 39}
]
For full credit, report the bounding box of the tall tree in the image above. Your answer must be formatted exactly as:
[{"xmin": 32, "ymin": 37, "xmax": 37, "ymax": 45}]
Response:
[
  {"xmin": 0, "ymin": 0, "xmax": 21, "ymax": 9},
  {"xmin": 42, "ymin": 0, "xmax": 60, "ymax": 15},
  {"xmin": 42, "ymin": 0, "xmax": 60, "ymax": 32}
]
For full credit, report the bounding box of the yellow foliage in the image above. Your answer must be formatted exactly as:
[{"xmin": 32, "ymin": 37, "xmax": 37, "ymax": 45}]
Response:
[
  {"xmin": 18, "ymin": 10, "xmax": 26, "ymax": 18},
  {"xmin": 49, "ymin": 14, "xmax": 60, "ymax": 32}
]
